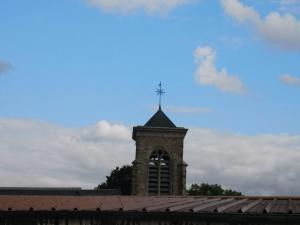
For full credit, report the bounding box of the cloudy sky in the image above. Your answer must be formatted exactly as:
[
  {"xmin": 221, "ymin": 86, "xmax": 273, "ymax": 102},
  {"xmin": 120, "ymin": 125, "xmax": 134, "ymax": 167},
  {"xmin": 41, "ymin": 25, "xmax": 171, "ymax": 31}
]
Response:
[{"xmin": 0, "ymin": 0, "xmax": 300, "ymax": 195}]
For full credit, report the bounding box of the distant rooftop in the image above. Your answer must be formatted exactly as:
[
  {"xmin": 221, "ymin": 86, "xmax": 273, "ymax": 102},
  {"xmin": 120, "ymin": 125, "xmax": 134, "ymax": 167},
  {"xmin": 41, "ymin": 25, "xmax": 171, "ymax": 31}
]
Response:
[{"xmin": 0, "ymin": 187, "xmax": 120, "ymax": 196}]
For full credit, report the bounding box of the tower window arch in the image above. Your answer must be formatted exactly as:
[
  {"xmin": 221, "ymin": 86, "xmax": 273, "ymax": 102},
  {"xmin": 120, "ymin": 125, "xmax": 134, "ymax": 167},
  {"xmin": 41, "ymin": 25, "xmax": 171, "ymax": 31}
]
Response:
[{"xmin": 148, "ymin": 150, "xmax": 170, "ymax": 195}]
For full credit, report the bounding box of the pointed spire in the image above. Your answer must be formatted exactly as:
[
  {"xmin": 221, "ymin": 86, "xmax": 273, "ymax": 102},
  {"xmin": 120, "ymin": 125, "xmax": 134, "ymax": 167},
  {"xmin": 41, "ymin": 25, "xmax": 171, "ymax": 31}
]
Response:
[
  {"xmin": 145, "ymin": 83, "xmax": 176, "ymax": 127},
  {"xmin": 144, "ymin": 109, "xmax": 176, "ymax": 128}
]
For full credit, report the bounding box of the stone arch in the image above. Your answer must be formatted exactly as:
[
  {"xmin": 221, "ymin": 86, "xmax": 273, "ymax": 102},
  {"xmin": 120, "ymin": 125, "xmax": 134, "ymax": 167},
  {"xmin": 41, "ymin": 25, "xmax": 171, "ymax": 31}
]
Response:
[{"xmin": 148, "ymin": 149, "xmax": 171, "ymax": 195}]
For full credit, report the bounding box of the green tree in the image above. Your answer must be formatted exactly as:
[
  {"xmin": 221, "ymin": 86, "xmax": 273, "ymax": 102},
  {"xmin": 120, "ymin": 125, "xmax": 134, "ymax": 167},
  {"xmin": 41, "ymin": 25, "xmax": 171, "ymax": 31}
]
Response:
[
  {"xmin": 95, "ymin": 165, "xmax": 132, "ymax": 195},
  {"xmin": 223, "ymin": 188, "xmax": 242, "ymax": 196},
  {"xmin": 187, "ymin": 183, "xmax": 242, "ymax": 196}
]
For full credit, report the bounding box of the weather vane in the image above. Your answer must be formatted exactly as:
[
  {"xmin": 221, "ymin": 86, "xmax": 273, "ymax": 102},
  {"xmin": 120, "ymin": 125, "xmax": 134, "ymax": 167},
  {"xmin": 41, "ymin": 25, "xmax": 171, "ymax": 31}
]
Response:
[{"xmin": 155, "ymin": 81, "xmax": 165, "ymax": 109}]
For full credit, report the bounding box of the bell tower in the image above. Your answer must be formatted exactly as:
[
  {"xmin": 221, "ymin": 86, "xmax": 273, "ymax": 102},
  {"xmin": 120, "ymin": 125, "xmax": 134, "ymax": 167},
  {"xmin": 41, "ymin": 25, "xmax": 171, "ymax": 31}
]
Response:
[{"xmin": 131, "ymin": 83, "xmax": 188, "ymax": 196}]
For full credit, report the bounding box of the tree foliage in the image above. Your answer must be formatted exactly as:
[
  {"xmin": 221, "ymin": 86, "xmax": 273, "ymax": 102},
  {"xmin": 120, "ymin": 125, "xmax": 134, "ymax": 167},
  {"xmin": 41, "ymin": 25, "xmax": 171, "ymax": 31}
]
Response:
[
  {"xmin": 95, "ymin": 165, "xmax": 132, "ymax": 195},
  {"xmin": 96, "ymin": 164, "xmax": 242, "ymax": 197},
  {"xmin": 187, "ymin": 183, "xmax": 242, "ymax": 196}
]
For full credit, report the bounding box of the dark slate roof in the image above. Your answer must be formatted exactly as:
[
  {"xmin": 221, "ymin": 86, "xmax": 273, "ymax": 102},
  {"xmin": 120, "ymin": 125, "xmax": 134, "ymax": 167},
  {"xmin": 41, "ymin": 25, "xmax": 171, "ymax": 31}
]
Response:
[
  {"xmin": 144, "ymin": 107, "xmax": 176, "ymax": 128},
  {"xmin": 1, "ymin": 195, "xmax": 300, "ymax": 214},
  {"xmin": 0, "ymin": 187, "xmax": 120, "ymax": 196}
]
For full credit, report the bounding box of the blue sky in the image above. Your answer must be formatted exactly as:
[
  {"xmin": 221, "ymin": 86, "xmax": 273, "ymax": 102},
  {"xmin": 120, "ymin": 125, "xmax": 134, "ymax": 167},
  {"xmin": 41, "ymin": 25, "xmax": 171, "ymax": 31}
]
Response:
[
  {"xmin": 1, "ymin": 0, "xmax": 300, "ymax": 194},
  {"xmin": 1, "ymin": 0, "xmax": 299, "ymax": 134}
]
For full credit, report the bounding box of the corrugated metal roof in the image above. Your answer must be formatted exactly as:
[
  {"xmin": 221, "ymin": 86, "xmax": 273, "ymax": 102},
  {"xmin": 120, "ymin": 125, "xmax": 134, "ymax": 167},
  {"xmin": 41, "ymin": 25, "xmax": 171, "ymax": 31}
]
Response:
[{"xmin": 1, "ymin": 196, "xmax": 300, "ymax": 214}]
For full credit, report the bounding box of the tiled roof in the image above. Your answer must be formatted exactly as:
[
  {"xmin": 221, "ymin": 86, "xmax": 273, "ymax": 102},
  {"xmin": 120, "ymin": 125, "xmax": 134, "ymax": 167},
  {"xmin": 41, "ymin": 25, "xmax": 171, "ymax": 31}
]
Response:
[
  {"xmin": 144, "ymin": 108, "xmax": 176, "ymax": 128},
  {"xmin": 1, "ymin": 195, "xmax": 300, "ymax": 214}
]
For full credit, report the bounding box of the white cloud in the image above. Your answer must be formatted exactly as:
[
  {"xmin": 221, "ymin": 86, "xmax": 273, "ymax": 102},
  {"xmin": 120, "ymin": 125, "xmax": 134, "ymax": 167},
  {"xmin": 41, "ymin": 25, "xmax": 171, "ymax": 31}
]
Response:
[
  {"xmin": 221, "ymin": 0, "xmax": 260, "ymax": 24},
  {"xmin": 0, "ymin": 61, "xmax": 13, "ymax": 76},
  {"xmin": 194, "ymin": 46, "xmax": 246, "ymax": 94},
  {"xmin": 279, "ymin": 73, "xmax": 300, "ymax": 87},
  {"xmin": 186, "ymin": 128, "xmax": 300, "ymax": 195},
  {"xmin": 1, "ymin": 118, "xmax": 300, "ymax": 195},
  {"xmin": 221, "ymin": 0, "xmax": 300, "ymax": 50},
  {"xmin": 166, "ymin": 106, "xmax": 211, "ymax": 114},
  {"xmin": 81, "ymin": 120, "xmax": 131, "ymax": 141},
  {"xmin": 0, "ymin": 119, "xmax": 134, "ymax": 188},
  {"xmin": 86, "ymin": 0, "xmax": 190, "ymax": 14}
]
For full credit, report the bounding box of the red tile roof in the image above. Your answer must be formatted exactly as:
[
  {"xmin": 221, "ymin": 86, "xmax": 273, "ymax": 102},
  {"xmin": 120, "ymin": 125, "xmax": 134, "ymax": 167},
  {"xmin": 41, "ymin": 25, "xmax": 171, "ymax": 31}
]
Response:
[{"xmin": 1, "ymin": 195, "xmax": 300, "ymax": 214}]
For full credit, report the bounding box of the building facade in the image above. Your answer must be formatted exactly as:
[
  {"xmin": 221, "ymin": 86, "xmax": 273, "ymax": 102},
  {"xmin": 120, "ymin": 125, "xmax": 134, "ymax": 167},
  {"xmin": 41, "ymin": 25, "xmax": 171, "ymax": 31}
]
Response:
[{"xmin": 131, "ymin": 106, "xmax": 188, "ymax": 196}]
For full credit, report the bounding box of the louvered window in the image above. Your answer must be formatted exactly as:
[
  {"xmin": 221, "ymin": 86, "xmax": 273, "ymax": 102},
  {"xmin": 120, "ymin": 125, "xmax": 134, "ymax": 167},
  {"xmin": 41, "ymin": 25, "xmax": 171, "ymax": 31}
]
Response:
[{"xmin": 148, "ymin": 150, "xmax": 170, "ymax": 195}]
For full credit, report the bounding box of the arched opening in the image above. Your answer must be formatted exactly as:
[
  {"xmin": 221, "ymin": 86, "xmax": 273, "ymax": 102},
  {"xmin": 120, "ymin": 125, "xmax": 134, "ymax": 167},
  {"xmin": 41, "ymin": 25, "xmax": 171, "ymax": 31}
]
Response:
[{"xmin": 148, "ymin": 150, "xmax": 170, "ymax": 195}]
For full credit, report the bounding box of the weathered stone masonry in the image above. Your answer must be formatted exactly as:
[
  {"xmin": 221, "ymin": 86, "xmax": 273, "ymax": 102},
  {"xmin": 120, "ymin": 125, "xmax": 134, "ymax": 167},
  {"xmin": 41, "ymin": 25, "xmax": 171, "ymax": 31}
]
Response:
[{"xmin": 131, "ymin": 108, "xmax": 188, "ymax": 196}]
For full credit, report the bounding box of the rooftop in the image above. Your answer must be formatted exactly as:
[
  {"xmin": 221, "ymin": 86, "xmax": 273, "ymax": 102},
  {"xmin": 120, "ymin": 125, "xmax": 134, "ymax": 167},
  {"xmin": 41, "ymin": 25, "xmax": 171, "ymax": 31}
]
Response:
[
  {"xmin": 144, "ymin": 107, "xmax": 176, "ymax": 128},
  {"xmin": 1, "ymin": 195, "xmax": 300, "ymax": 214},
  {"xmin": 0, "ymin": 187, "xmax": 119, "ymax": 196}
]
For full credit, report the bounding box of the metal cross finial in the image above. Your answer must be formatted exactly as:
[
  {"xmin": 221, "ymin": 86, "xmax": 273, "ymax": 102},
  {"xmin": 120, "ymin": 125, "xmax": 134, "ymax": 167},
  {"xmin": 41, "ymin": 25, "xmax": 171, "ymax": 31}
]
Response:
[{"xmin": 156, "ymin": 82, "xmax": 165, "ymax": 109}]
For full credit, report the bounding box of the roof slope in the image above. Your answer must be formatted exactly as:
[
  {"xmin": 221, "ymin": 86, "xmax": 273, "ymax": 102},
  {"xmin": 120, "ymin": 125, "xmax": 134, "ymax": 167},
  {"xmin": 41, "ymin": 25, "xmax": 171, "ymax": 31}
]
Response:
[
  {"xmin": 145, "ymin": 107, "xmax": 176, "ymax": 128},
  {"xmin": 1, "ymin": 195, "xmax": 300, "ymax": 214}
]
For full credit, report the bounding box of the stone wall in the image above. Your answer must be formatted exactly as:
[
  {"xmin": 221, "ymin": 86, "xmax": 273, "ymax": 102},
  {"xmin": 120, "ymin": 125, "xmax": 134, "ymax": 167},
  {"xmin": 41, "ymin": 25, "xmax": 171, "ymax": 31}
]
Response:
[{"xmin": 131, "ymin": 126, "xmax": 188, "ymax": 196}]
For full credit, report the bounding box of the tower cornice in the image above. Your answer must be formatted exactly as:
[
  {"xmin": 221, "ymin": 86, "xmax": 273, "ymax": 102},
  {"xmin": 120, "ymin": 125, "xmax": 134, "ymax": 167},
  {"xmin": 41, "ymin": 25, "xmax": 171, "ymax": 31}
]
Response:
[{"xmin": 132, "ymin": 126, "xmax": 188, "ymax": 140}]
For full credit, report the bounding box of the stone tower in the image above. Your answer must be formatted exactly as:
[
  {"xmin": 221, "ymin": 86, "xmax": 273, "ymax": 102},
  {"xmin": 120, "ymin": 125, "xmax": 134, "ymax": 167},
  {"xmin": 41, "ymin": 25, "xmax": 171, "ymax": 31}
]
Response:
[{"xmin": 131, "ymin": 106, "xmax": 188, "ymax": 196}]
